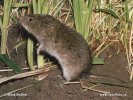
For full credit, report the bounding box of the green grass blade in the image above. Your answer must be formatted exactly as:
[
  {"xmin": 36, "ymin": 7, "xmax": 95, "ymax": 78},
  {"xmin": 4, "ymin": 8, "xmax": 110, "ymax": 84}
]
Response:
[
  {"xmin": 92, "ymin": 58, "xmax": 104, "ymax": 65},
  {"xmin": 27, "ymin": 38, "xmax": 35, "ymax": 70},
  {"xmin": 94, "ymin": 9, "xmax": 119, "ymax": 19},
  {"xmin": 1, "ymin": 0, "xmax": 13, "ymax": 54},
  {"xmin": 33, "ymin": 0, "xmax": 38, "ymax": 14},
  {"xmin": 41, "ymin": 0, "xmax": 49, "ymax": 14},
  {"xmin": 125, "ymin": 1, "xmax": 129, "ymax": 22},
  {"xmin": 0, "ymin": 54, "xmax": 22, "ymax": 74},
  {"xmin": 0, "ymin": 16, "xmax": 2, "ymax": 28},
  {"xmin": 37, "ymin": 54, "xmax": 45, "ymax": 68},
  {"xmin": 72, "ymin": 0, "xmax": 94, "ymax": 39},
  {"xmin": 72, "ymin": 0, "xmax": 81, "ymax": 33},
  {"xmin": 12, "ymin": 3, "xmax": 31, "ymax": 8},
  {"xmin": 83, "ymin": 0, "xmax": 94, "ymax": 39}
]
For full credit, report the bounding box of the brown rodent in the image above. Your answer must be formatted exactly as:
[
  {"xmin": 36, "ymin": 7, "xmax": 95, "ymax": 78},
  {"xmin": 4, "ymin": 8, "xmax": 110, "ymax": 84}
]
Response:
[{"xmin": 20, "ymin": 14, "xmax": 92, "ymax": 81}]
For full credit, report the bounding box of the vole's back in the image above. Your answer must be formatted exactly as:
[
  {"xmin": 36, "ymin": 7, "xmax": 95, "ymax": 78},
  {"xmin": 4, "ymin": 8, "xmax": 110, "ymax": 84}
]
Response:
[{"xmin": 20, "ymin": 14, "xmax": 92, "ymax": 81}]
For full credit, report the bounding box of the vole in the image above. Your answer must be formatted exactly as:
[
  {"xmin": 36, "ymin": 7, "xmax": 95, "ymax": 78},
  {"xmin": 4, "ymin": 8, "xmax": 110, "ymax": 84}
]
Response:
[{"xmin": 20, "ymin": 14, "xmax": 92, "ymax": 81}]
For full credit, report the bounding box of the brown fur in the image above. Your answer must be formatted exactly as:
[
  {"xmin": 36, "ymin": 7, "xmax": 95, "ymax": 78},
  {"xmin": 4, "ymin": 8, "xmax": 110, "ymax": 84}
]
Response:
[{"xmin": 20, "ymin": 14, "xmax": 92, "ymax": 81}]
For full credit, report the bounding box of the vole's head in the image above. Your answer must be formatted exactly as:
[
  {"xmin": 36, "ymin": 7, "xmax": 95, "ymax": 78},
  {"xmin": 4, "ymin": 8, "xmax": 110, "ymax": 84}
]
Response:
[
  {"xmin": 20, "ymin": 14, "xmax": 40, "ymax": 34},
  {"xmin": 20, "ymin": 14, "xmax": 59, "ymax": 37}
]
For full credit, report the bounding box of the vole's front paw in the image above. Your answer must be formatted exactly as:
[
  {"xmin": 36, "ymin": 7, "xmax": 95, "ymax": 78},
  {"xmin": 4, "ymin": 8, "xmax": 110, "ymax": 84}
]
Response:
[{"xmin": 37, "ymin": 44, "xmax": 43, "ymax": 55}]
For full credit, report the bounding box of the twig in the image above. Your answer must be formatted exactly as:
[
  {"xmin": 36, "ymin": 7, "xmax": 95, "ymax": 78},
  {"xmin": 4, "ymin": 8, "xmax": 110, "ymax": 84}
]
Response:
[
  {"xmin": 64, "ymin": 81, "xmax": 110, "ymax": 94},
  {"xmin": 80, "ymin": 82, "xmax": 110, "ymax": 94},
  {"xmin": 0, "ymin": 65, "xmax": 56, "ymax": 84},
  {"xmin": 87, "ymin": 80, "xmax": 133, "ymax": 88}
]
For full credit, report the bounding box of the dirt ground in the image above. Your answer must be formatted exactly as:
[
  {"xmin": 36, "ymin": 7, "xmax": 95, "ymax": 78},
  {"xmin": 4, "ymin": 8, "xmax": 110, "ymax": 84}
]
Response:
[{"xmin": 0, "ymin": 25, "xmax": 133, "ymax": 100}]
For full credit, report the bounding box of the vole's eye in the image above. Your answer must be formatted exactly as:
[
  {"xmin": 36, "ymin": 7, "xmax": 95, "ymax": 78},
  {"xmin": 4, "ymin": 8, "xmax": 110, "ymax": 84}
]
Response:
[{"xmin": 29, "ymin": 18, "xmax": 32, "ymax": 22}]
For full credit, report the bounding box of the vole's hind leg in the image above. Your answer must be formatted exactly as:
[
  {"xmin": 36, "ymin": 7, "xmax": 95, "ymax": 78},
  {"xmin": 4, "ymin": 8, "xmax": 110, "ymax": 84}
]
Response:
[{"xmin": 62, "ymin": 66, "xmax": 79, "ymax": 81}]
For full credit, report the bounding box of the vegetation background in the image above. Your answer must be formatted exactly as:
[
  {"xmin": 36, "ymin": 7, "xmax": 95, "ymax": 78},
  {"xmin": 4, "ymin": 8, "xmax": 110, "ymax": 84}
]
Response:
[{"xmin": 0, "ymin": 0, "xmax": 133, "ymax": 81}]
